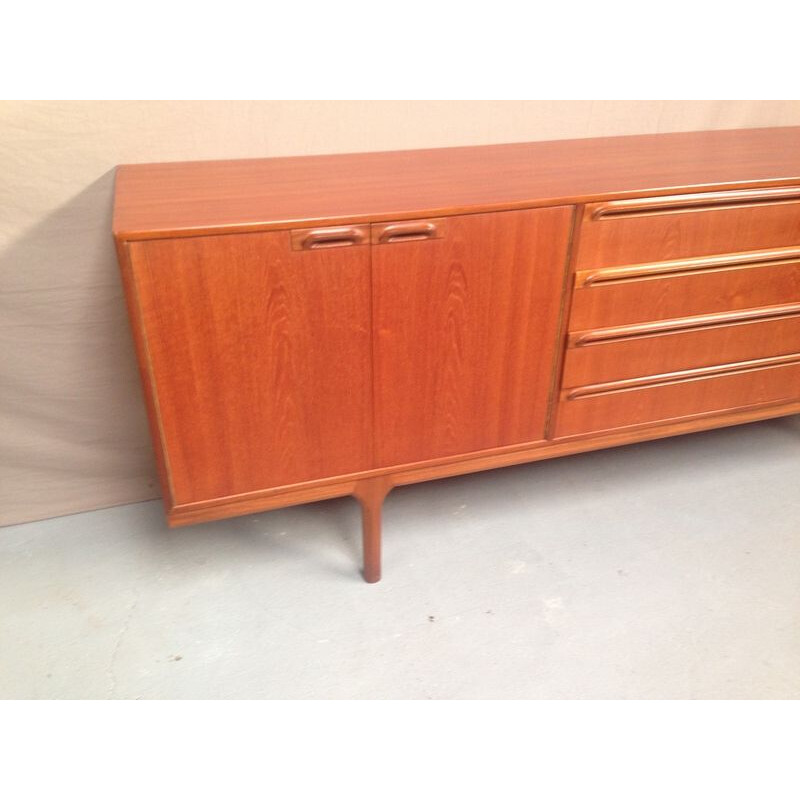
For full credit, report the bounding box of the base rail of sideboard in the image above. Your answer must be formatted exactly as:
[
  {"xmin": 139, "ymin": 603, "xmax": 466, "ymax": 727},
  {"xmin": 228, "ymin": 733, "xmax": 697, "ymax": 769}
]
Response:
[{"xmin": 166, "ymin": 401, "xmax": 800, "ymax": 581}]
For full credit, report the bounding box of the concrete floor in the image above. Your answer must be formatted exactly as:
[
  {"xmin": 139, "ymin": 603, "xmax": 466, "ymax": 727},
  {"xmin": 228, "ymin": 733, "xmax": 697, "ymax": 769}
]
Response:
[{"xmin": 2, "ymin": 415, "xmax": 799, "ymax": 699}]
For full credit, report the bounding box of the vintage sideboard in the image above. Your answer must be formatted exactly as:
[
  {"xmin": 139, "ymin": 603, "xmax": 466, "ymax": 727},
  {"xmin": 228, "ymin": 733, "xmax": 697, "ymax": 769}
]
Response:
[{"xmin": 113, "ymin": 126, "xmax": 800, "ymax": 582}]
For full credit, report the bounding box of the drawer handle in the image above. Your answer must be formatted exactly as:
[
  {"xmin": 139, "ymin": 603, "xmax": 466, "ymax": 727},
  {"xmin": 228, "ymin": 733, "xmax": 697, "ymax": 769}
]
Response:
[
  {"xmin": 570, "ymin": 302, "xmax": 800, "ymax": 347},
  {"xmin": 373, "ymin": 219, "xmax": 444, "ymax": 244},
  {"xmin": 291, "ymin": 226, "xmax": 369, "ymax": 251},
  {"xmin": 576, "ymin": 246, "xmax": 800, "ymax": 288},
  {"xmin": 590, "ymin": 187, "xmax": 800, "ymax": 220},
  {"xmin": 564, "ymin": 352, "xmax": 800, "ymax": 401}
]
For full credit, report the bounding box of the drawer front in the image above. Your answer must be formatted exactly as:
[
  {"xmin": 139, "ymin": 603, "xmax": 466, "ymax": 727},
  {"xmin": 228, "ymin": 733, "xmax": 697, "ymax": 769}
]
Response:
[
  {"xmin": 569, "ymin": 255, "xmax": 800, "ymax": 330},
  {"xmin": 563, "ymin": 305, "xmax": 800, "ymax": 387},
  {"xmin": 554, "ymin": 358, "xmax": 800, "ymax": 438},
  {"xmin": 576, "ymin": 188, "xmax": 800, "ymax": 270}
]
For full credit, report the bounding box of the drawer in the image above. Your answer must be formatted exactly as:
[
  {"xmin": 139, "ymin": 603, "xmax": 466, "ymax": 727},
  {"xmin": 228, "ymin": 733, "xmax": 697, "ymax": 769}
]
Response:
[
  {"xmin": 563, "ymin": 304, "xmax": 800, "ymax": 387},
  {"xmin": 569, "ymin": 251, "xmax": 800, "ymax": 330},
  {"xmin": 576, "ymin": 187, "xmax": 800, "ymax": 270},
  {"xmin": 554, "ymin": 356, "xmax": 800, "ymax": 438}
]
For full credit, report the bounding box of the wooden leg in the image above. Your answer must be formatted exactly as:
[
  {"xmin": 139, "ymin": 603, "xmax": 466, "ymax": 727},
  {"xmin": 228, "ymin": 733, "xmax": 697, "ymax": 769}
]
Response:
[{"xmin": 354, "ymin": 477, "xmax": 392, "ymax": 583}]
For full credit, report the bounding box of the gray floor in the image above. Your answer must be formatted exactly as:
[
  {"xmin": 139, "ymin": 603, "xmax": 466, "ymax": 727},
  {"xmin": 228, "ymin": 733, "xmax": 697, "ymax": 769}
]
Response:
[{"xmin": 2, "ymin": 416, "xmax": 799, "ymax": 700}]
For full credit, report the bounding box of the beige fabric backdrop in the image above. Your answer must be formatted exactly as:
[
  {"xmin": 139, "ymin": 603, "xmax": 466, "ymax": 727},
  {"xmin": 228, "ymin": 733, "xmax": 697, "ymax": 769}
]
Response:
[{"xmin": 3, "ymin": 100, "xmax": 800, "ymax": 526}]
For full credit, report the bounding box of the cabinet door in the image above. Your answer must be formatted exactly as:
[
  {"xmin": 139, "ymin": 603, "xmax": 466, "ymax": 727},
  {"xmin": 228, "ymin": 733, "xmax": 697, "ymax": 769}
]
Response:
[
  {"xmin": 128, "ymin": 230, "xmax": 373, "ymax": 506},
  {"xmin": 372, "ymin": 207, "xmax": 573, "ymax": 467}
]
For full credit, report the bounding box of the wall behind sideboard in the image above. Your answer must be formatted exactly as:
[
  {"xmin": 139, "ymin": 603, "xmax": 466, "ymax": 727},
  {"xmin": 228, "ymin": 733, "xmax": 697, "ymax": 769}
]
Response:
[{"xmin": 2, "ymin": 100, "xmax": 800, "ymax": 526}]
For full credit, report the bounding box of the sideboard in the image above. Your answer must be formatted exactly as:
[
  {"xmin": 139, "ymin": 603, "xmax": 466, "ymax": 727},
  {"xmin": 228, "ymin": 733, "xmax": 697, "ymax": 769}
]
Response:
[{"xmin": 113, "ymin": 126, "xmax": 800, "ymax": 582}]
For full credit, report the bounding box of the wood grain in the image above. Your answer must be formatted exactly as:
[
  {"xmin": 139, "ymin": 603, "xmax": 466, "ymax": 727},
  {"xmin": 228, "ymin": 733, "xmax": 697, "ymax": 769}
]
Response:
[
  {"xmin": 129, "ymin": 230, "xmax": 373, "ymax": 505},
  {"xmin": 372, "ymin": 208, "xmax": 573, "ymax": 467},
  {"xmin": 113, "ymin": 127, "xmax": 800, "ymax": 240}
]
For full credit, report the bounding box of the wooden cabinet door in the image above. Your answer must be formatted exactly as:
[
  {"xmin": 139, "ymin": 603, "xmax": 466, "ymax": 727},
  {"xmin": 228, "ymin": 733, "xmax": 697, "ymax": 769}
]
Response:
[
  {"xmin": 127, "ymin": 230, "xmax": 373, "ymax": 506},
  {"xmin": 372, "ymin": 207, "xmax": 573, "ymax": 467}
]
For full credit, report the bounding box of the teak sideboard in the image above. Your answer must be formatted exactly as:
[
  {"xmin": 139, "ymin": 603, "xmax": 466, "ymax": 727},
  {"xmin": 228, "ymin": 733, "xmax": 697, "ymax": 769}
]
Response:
[{"xmin": 113, "ymin": 126, "xmax": 800, "ymax": 582}]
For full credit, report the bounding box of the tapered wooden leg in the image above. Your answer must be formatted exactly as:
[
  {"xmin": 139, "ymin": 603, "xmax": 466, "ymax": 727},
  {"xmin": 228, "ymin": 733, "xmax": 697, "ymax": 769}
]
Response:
[
  {"xmin": 354, "ymin": 477, "xmax": 392, "ymax": 583},
  {"xmin": 360, "ymin": 499, "xmax": 382, "ymax": 584}
]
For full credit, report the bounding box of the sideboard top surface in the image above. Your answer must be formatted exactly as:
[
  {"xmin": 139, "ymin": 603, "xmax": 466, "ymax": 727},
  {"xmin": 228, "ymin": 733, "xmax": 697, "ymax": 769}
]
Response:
[{"xmin": 113, "ymin": 126, "xmax": 800, "ymax": 240}]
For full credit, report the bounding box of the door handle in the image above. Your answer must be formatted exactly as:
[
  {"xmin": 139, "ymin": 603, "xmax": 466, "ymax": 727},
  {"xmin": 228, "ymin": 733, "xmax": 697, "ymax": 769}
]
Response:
[
  {"xmin": 291, "ymin": 225, "xmax": 369, "ymax": 250},
  {"xmin": 372, "ymin": 219, "xmax": 445, "ymax": 244}
]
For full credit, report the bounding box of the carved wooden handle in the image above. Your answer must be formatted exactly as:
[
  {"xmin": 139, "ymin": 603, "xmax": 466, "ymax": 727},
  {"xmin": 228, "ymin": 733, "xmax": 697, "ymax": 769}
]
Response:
[
  {"xmin": 564, "ymin": 352, "xmax": 800, "ymax": 401},
  {"xmin": 576, "ymin": 247, "xmax": 800, "ymax": 289},
  {"xmin": 570, "ymin": 302, "xmax": 800, "ymax": 348},
  {"xmin": 590, "ymin": 187, "xmax": 800, "ymax": 220},
  {"xmin": 373, "ymin": 219, "xmax": 444, "ymax": 244},
  {"xmin": 291, "ymin": 226, "xmax": 369, "ymax": 251}
]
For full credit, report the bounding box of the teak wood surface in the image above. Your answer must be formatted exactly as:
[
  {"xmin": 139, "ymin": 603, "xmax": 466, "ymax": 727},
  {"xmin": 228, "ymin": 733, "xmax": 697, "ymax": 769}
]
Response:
[
  {"xmin": 563, "ymin": 311, "xmax": 800, "ymax": 387},
  {"xmin": 128, "ymin": 231, "xmax": 373, "ymax": 505},
  {"xmin": 568, "ymin": 259, "xmax": 800, "ymax": 330},
  {"xmin": 576, "ymin": 196, "xmax": 800, "ymax": 269},
  {"xmin": 554, "ymin": 360, "xmax": 800, "ymax": 437},
  {"xmin": 113, "ymin": 126, "xmax": 800, "ymax": 582},
  {"xmin": 113, "ymin": 127, "xmax": 800, "ymax": 240},
  {"xmin": 372, "ymin": 207, "xmax": 573, "ymax": 466}
]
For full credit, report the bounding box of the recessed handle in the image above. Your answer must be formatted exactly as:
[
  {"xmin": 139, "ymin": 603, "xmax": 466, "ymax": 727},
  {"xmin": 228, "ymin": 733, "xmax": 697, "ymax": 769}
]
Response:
[
  {"xmin": 589, "ymin": 187, "xmax": 800, "ymax": 220},
  {"xmin": 372, "ymin": 219, "xmax": 445, "ymax": 244},
  {"xmin": 576, "ymin": 246, "xmax": 800, "ymax": 288},
  {"xmin": 569, "ymin": 302, "xmax": 800, "ymax": 347},
  {"xmin": 291, "ymin": 225, "xmax": 369, "ymax": 251}
]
